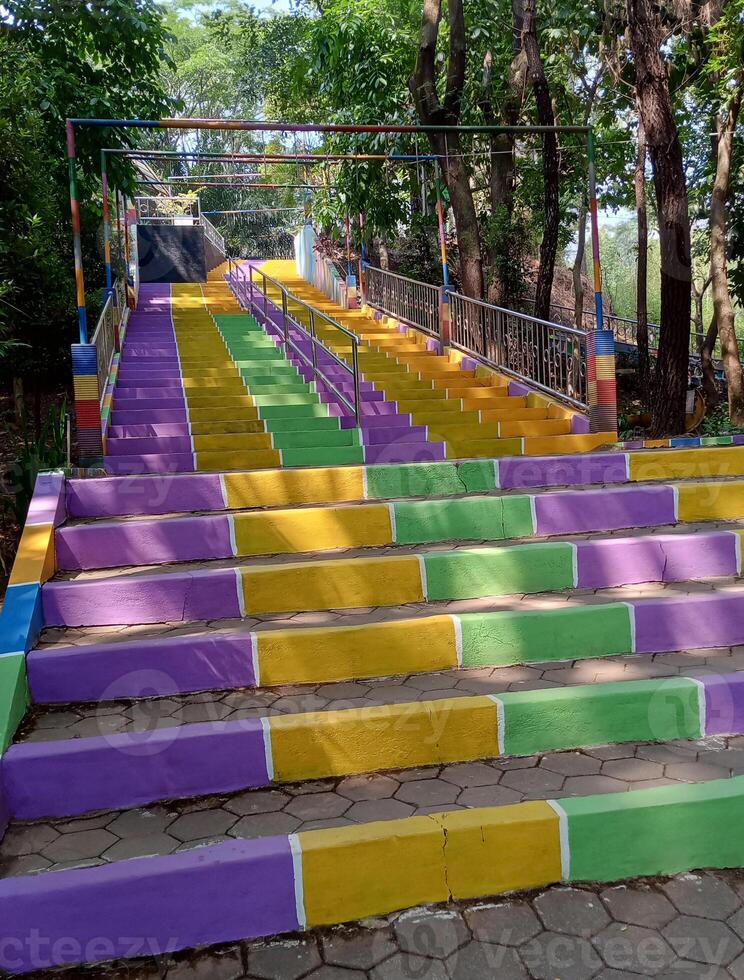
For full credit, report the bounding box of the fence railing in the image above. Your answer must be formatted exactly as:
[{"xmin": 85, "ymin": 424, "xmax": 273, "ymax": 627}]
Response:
[
  {"xmin": 91, "ymin": 282, "xmax": 127, "ymax": 407},
  {"xmin": 228, "ymin": 259, "xmax": 361, "ymax": 424},
  {"xmin": 134, "ymin": 195, "xmax": 200, "ymax": 223},
  {"xmin": 363, "ymin": 264, "xmax": 440, "ymax": 338},
  {"xmin": 200, "ymin": 214, "xmax": 226, "ymax": 256},
  {"xmin": 449, "ymin": 292, "xmax": 588, "ymax": 409}
]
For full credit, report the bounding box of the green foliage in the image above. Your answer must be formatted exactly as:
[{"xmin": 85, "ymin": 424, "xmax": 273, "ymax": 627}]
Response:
[
  {"xmin": 483, "ymin": 206, "xmax": 535, "ymax": 306},
  {"xmin": 3, "ymin": 401, "xmax": 68, "ymax": 526},
  {"xmin": 700, "ymin": 405, "xmax": 744, "ymax": 437},
  {"xmin": 0, "ymin": 1, "xmax": 172, "ymax": 385}
]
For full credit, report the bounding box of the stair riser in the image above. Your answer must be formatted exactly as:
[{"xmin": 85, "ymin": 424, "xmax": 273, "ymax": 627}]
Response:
[
  {"xmin": 65, "ymin": 451, "xmax": 744, "ymax": 519},
  {"xmin": 54, "ymin": 483, "xmax": 682, "ymax": 570},
  {"xmin": 41, "ymin": 531, "xmax": 743, "ymax": 626},
  {"xmin": 3, "ymin": 674, "xmax": 728, "ymax": 819},
  {"xmin": 27, "ymin": 593, "xmax": 744, "ymax": 703},
  {"xmin": 4, "ymin": 777, "xmax": 744, "ymax": 975}
]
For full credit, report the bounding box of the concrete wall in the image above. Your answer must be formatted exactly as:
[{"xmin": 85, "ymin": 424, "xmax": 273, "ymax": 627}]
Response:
[{"xmin": 137, "ymin": 225, "xmax": 206, "ymax": 283}]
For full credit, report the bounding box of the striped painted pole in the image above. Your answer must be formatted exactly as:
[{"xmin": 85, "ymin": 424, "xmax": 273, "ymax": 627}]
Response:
[
  {"xmin": 66, "ymin": 121, "xmax": 88, "ymax": 343},
  {"xmin": 435, "ymin": 161, "xmax": 450, "ymax": 347},
  {"xmin": 358, "ymin": 211, "xmax": 367, "ymax": 305},
  {"xmin": 101, "ymin": 150, "xmax": 113, "ymax": 301},
  {"xmin": 587, "ymin": 130, "xmax": 604, "ymax": 331},
  {"xmin": 586, "ymin": 130, "xmax": 615, "ymax": 435}
]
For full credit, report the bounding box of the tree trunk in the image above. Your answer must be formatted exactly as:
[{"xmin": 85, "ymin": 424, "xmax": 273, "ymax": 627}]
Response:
[
  {"xmin": 628, "ymin": 0, "xmax": 692, "ymax": 436},
  {"xmin": 634, "ymin": 111, "xmax": 651, "ymax": 401},
  {"xmin": 410, "ymin": 0, "xmax": 484, "ymax": 298},
  {"xmin": 573, "ymin": 194, "xmax": 587, "ymax": 329},
  {"xmin": 700, "ymin": 315, "xmax": 719, "ymax": 408},
  {"xmin": 710, "ymin": 88, "xmax": 744, "ymax": 422},
  {"xmin": 517, "ymin": 0, "xmax": 559, "ymax": 321}
]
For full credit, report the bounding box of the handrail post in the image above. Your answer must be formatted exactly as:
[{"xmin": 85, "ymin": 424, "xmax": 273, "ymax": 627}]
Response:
[
  {"xmin": 439, "ymin": 285, "xmax": 450, "ymax": 348},
  {"xmin": 309, "ymin": 308, "xmax": 318, "ymax": 369},
  {"xmin": 247, "ymin": 264, "xmax": 254, "ymax": 316},
  {"xmin": 282, "ymin": 288, "xmax": 290, "ymax": 351},
  {"xmin": 352, "ymin": 338, "xmax": 361, "ymax": 426}
]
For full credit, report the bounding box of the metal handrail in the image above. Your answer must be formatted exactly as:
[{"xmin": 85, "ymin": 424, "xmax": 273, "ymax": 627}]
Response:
[
  {"xmin": 91, "ymin": 279, "xmax": 126, "ymax": 407},
  {"xmin": 363, "ymin": 263, "xmax": 440, "ymax": 338},
  {"xmin": 200, "ymin": 214, "xmax": 226, "ymax": 255},
  {"xmin": 228, "ymin": 259, "xmax": 361, "ymax": 425},
  {"xmin": 448, "ymin": 291, "xmax": 588, "ymax": 409}
]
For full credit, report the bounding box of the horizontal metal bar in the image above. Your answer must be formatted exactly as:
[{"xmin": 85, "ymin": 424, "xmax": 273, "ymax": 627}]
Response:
[
  {"xmin": 74, "ymin": 118, "xmax": 592, "ymax": 135},
  {"xmin": 448, "ymin": 291, "xmax": 587, "ymax": 339}
]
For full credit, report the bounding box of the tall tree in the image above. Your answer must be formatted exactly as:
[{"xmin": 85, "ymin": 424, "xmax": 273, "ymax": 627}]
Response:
[
  {"xmin": 627, "ymin": 0, "xmax": 692, "ymax": 435},
  {"xmin": 634, "ymin": 111, "xmax": 651, "ymax": 399},
  {"xmin": 409, "ymin": 0, "xmax": 484, "ymax": 298},
  {"xmin": 706, "ymin": 7, "xmax": 744, "ymax": 422},
  {"xmin": 513, "ymin": 0, "xmax": 559, "ymax": 321}
]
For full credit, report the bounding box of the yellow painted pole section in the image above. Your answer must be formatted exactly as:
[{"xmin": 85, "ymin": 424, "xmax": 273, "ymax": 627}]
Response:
[
  {"xmin": 239, "ymin": 555, "xmax": 424, "ymax": 615},
  {"xmin": 9, "ymin": 523, "xmax": 56, "ymax": 586},
  {"xmin": 257, "ymin": 615, "xmax": 457, "ymax": 686},
  {"xmin": 233, "ymin": 504, "xmax": 392, "ymax": 556},
  {"xmin": 298, "ymin": 801, "xmax": 561, "ymax": 926},
  {"xmin": 630, "ymin": 448, "xmax": 744, "ymax": 482},
  {"xmin": 224, "ymin": 467, "xmax": 366, "ymax": 509},
  {"xmin": 269, "ymin": 696, "xmax": 499, "ymax": 781}
]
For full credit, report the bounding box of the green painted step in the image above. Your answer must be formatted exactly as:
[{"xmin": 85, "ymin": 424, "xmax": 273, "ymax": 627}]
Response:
[
  {"xmin": 246, "ymin": 382, "xmax": 315, "ymax": 396},
  {"xmin": 253, "ymin": 392, "xmax": 321, "ymax": 407},
  {"xmin": 258, "ymin": 403, "xmax": 333, "ymax": 420},
  {"xmin": 281, "ymin": 445, "xmax": 365, "ymax": 467},
  {"xmin": 223, "ymin": 347, "xmax": 285, "ymax": 361},
  {"xmin": 240, "ymin": 372, "xmax": 304, "ymax": 386},
  {"xmin": 232, "ymin": 362, "xmax": 300, "ymax": 376},
  {"xmin": 272, "ymin": 428, "xmax": 361, "ymax": 450},
  {"xmin": 264, "ymin": 415, "xmax": 342, "ymax": 433},
  {"xmin": 392, "ymin": 496, "xmax": 534, "ymax": 545}
]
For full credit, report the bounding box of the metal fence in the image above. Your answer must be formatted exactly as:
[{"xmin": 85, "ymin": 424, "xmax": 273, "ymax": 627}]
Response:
[
  {"xmin": 228, "ymin": 259, "xmax": 362, "ymax": 424},
  {"xmin": 449, "ymin": 292, "xmax": 588, "ymax": 409},
  {"xmin": 134, "ymin": 195, "xmax": 200, "ymax": 223},
  {"xmin": 91, "ymin": 280, "xmax": 127, "ymax": 406},
  {"xmin": 363, "ymin": 265, "xmax": 440, "ymax": 338},
  {"xmin": 200, "ymin": 214, "xmax": 226, "ymax": 255}
]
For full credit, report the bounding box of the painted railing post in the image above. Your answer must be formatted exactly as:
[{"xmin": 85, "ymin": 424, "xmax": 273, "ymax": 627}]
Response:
[
  {"xmin": 101, "ymin": 149, "xmax": 113, "ymax": 303},
  {"xmin": 586, "ymin": 329, "xmax": 618, "ymax": 435},
  {"xmin": 71, "ymin": 344, "xmax": 104, "ymax": 464},
  {"xmin": 66, "ymin": 121, "xmax": 88, "ymax": 343},
  {"xmin": 439, "ymin": 286, "xmax": 451, "ymax": 348}
]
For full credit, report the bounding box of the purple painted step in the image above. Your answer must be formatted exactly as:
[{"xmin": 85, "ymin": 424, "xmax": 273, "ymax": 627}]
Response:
[
  {"xmin": 106, "ymin": 436, "xmax": 194, "ymax": 456},
  {"xmin": 66, "ymin": 473, "xmax": 226, "ymax": 519},
  {"xmin": 103, "ymin": 453, "xmax": 197, "ymax": 475},
  {"xmin": 3, "ymin": 719, "xmax": 271, "ymax": 818},
  {"xmin": 107, "ymin": 423, "xmax": 192, "ymax": 438},
  {"xmin": 362, "ymin": 426, "xmax": 428, "ymax": 445},
  {"xmin": 498, "ymin": 453, "xmax": 629, "ymax": 489},
  {"xmin": 42, "ymin": 529, "xmax": 741, "ymax": 628},
  {"xmin": 56, "ymin": 514, "xmax": 234, "ymax": 569},
  {"xmin": 110, "ymin": 409, "xmax": 189, "ymax": 424},
  {"xmin": 0, "ymin": 836, "xmax": 298, "ymax": 974},
  {"xmin": 534, "ymin": 485, "xmax": 676, "ymax": 535},
  {"xmin": 575, "ymin": 531, "xmax": 739, "ymax": 589},
  {"xmin": 28, "ymin": 631, "xmax": 255, "ymax": 703}
]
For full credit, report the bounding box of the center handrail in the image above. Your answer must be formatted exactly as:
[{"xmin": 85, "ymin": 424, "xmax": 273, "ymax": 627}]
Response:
[{"xmin": 227, "ymin": 258, "xmax": 362, "ymax": 425}]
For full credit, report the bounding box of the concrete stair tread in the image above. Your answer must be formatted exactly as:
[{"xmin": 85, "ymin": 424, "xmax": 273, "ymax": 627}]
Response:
[
  {"xmin": 23, "ymin": 643, "xmax": 744, "ymax": 737},
  {"xmin": 2, "ymin": 735, "xmax": 742, "ymax": 878}
]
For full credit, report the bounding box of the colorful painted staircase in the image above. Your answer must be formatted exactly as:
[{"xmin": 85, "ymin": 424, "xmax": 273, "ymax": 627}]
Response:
[
  {"xmin": 4, "ymin": 435, "xmax": 744, "ymax": 972},
  {"xmin": 240, "ymin": 260, "xmax": 613, "ymax": 460}
]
